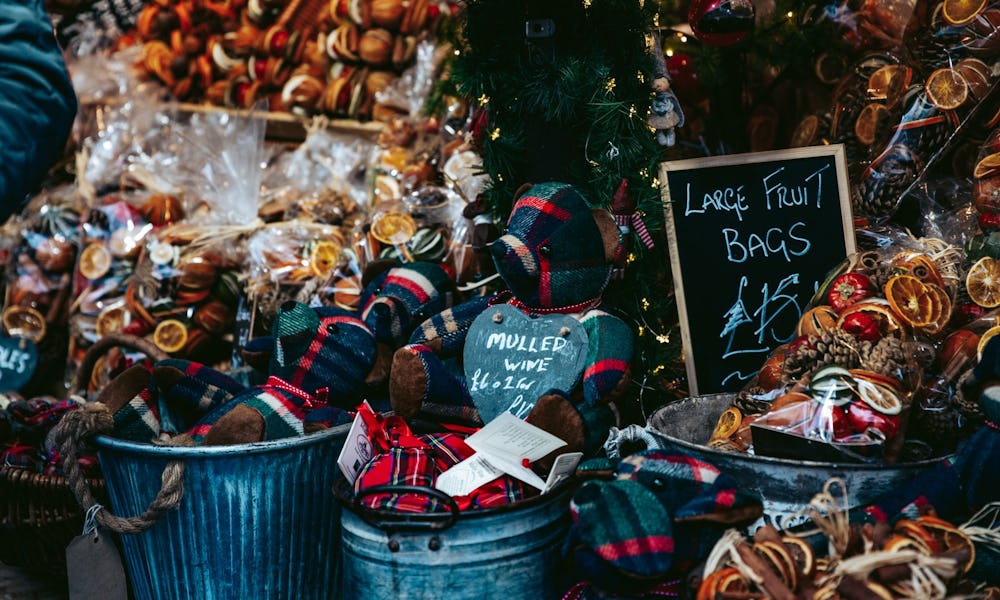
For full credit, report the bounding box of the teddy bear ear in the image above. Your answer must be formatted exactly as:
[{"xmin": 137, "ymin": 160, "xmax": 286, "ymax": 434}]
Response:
[
  {"xmin": 590, "ymin": 208, "xmax": 621, "ymax": 263},
  {"xmin": 512, "ymin": 182, "xmax": 534, "ymax": 204}
]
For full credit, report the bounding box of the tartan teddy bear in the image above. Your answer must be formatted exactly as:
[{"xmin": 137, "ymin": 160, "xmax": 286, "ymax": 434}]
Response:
[{"xmin": 390, "ymin": 181, "xmax": 635, "ymax": 458}]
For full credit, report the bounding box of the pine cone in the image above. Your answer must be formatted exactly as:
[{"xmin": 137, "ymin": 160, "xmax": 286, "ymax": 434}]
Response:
[
  {"xmin": 907, "ymin": 31, "xmax": 963, "ymax": 75},
  {"xmin": 861, "ymin": 336, "xmax": 907, "ymax": 378},
  {"xmin": 953, "ymin": 387, "xmax": 984, "ymax": 421},
  {"xmin": 868, "ymin": 264, "xmax": 896, "ymax": 291},
  {"xmin": 732, "ymin": 386, "xmax": 771, "ymax": 416},
  {"xmin": 783, "ymin": 329, "xmax": 862, "ymax": 381}
]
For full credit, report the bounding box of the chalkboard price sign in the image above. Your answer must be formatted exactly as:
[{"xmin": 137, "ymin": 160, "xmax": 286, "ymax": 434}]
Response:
[
  {"xmin": 464, "ymin": 304, "xmax": 588, "ymax": 424},
  {"xmin": 660, "ymin": 145, "xmax": 855, "ymax": 396}
]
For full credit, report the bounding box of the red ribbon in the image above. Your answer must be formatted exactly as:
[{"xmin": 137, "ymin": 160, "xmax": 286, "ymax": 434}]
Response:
[
  {"xmin": 265, "ymin": 376, "xmax": 328, "ymax": 410},
  {"xmin": 615, "ymin": 213, "xmax": 655, "ymax": 250}
]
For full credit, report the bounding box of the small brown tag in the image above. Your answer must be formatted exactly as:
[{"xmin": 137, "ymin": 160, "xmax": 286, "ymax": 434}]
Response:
[{"xmin": 66, "ymin": 530, "xmax": 128, "ymax": 600}]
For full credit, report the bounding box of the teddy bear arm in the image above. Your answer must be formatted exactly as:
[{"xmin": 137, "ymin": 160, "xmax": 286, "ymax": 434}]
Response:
[
  {"xmin": 406, "ymin": 295, "xmax": 493, "ymax": 359},
  {"xmin": 579, "ymin": 310, "xmax": 635, "ymax": 406}
]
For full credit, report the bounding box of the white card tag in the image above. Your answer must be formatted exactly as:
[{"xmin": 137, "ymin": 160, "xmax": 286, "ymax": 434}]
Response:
[
  {"xmin": 435, "ymin": 454, "xmax": 504, "ymax": 497},
  {"xmin": 541, "ymin": 452, "xmax": 583, "ymax": 494},
  {"xmin": 464, "ymin": 412, "xmax": 566, "ymax": 461},
  {"xmin": 66, "ymin": 530, "xmax": 128, "ymax": 600},
  {"xmin": 336, "ymin": 401, "xmax": 374, "ymax": 485},
  {"xmin": 447, "ymin": 412, "xmax": 568, "ymax": 492}
]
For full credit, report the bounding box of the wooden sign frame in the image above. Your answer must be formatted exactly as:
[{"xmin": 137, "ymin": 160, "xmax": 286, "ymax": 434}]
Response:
[{"xmin": 660, "ymin": 145, "xmax": 855, "ymax": 396}]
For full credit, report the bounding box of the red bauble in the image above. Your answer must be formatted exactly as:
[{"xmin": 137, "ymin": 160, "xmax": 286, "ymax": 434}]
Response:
[{"xmin": 688, "ymin": 0, "xmax": 755, "ymax": 47}]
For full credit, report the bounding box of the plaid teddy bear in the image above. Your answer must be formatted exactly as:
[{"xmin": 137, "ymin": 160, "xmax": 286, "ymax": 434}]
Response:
[
  {"xmin": 566, "ymin": 450, "xmax": 763, "ymax": 594},
  {"xmin": 390, "ymin": 182, "xmax": 634, "ymax": 459}
]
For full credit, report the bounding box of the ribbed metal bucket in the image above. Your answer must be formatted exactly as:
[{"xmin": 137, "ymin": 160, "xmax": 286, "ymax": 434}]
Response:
[
  {"xmin": 647, "ymin": 394, "xmax": 949, "ymax": 529},
  {"xmin": 340, "ymin": 485, "xmax": 573, "ymax": 600},
  {"xmin": 95, "ymin": 424, "xmax": 350, "ymax": 600}
]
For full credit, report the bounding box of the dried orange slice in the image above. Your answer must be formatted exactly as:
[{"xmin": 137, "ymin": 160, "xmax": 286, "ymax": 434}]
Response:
[
  {"xmin": 885, "ymin": 275, "xmax": 935, "ymax": 327},
  {"xmin": 711, "ymin": 407, "xmax": 742, "ymax": 441},
  {"xmin": 919, "ymin": 282, "xmax": 952, "ymax": 335},
  {"xmin": 977, "ymin": 325, "xmax": 1000, "ymax": 361},
  {"xmin": 856, "ymin": 379, "xmax": 903, "ymax": 415},
  {"xmin": 79, "ymin": 242, "xmax": 112, "ymax": 280},
  {"xmin": 308, "ymin": 240, "xmax": 341, "ymax": 277},
  {"xmin": 916, "ymin": 515, "xmax": 976, "ymax": 573},
  {"xmin": 866, "ymin": 582, "xmax": 894, "ymax": 600},
  {"xmin": 370, "ymin": 211, "xmax": 417, "ymax": 245},
  {"xmin": 96, "ymin": 304, "xmax": 131, "ymax": 337},
  {"xmin": 850, "ymin": 369, "xmax": 904, "ymax": 393},
  {"xmin": 697, "ymin": 567, "xmax": 747, "ymax": 600},
  {"xmin": 896, "ymin": 519, "xmax": 944, "ymax": 553},
  {"xmin": 814, "ymin": 52, "xmax": 847, "ymax": 84},
  {"xmin": 782, "ymin": 536, "xmax": 816, "ymax": 578},
  {"xmin": 956, "ymin": 58, "xmax": 992, "ymax": 100},
  {"xmin": 892, "ymin": 252, "xmax": 945, "ymax": 289},
  {"xmin": 975, "ymin": 152, "xmax": 1000, "ymax": 179},
  {"xmin": 926, "ymin": 67, "xmax": 969, "ymax": 110},
  {"xmin": 967, "ymin": 256, "xmax": 1000, "ymax": 308},
  {"xmin": 867, "ymin": 65, "xmax": 909, "ymax": 100},
  {"xmin": 757, "ymin": 540, "xmax": 798, "ymax": 591},
  {"xmin": 153, "ymin": 319, "xmax": 189, "ymax": 354},
  {"xmin": 942, "ymin": 0, "xmax": 987, "ymax": 25},
  {"xmin": 883, "ymin": 533, "xmax": 930, "ymax": 554},
  {"xmin": 1, "ymin": 306, "xmax": 46, "ymax": 343},
  {"xmin": 854, "ymin": 103, "xmax": 890, "ymax": 146}
]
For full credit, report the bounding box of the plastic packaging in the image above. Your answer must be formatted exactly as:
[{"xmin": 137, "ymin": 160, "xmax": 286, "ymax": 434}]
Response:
[
  {"xmin": 247, "ymin": 221, "xmax": 362, "ymax": 333},
  {"xmin": 709, "ymin": 239, "xmax": 975, "ymax": 462}
]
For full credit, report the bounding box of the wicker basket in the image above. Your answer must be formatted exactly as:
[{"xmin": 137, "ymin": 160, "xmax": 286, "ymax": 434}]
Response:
[
  {"xmin": 0, "ymin": 466, "xmax": 107, "ymax": 574},
  {"xmin": 0, "ymin": 333, "xmax": 166, "ymax": 574}
]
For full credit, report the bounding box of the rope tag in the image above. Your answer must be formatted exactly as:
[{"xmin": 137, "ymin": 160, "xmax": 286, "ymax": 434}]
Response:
[{"xmin": 66, "ymin": 505, "xmax": 128, "ymax": 600}]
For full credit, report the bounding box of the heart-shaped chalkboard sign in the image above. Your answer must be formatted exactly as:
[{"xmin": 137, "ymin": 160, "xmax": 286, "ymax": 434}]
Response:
[
  {"xmin": 0, "ymin": 335, "xmax": 37, "ymax": 392},
  {"xmin": 463, "ymin": 304, "xmax": 588, "ymax": 424}
]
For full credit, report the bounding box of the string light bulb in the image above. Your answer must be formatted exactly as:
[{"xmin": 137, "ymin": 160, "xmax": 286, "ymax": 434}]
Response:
[
  {"xmin": 477, "ymin": 94, "xmax": 489, "ymax": 105},
  {"xmin": 490, "ymin": 128, "xmax": 501, "ymax": 140},
  {"xmin": 605, "ymin": 78, "xmax": 616, "ymax": 91}
]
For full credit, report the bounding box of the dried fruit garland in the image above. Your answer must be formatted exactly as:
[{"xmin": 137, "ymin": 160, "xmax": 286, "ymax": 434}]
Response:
[{"xmin": 127, "ymin": 0, "xmax": 455, "ymax": 119}]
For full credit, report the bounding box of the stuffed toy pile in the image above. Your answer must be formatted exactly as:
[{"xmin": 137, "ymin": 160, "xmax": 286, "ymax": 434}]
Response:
[{"xmin": 390, "ymin": 181, "xmax": 635, "ymax": 459}]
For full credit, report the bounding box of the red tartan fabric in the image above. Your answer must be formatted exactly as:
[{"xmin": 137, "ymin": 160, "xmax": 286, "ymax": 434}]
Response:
[{"xmin": 353, "ymin": 404, "xmax": 530, "ymax": 512}]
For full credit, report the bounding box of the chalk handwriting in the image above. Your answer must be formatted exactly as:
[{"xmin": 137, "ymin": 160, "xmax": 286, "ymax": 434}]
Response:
[
  {"xmin": 720, "ymin": 274, "xmax": 803, "ymax": 384},
  {"xmin": 684, "ymin": 183, "xmax": 749, "ymax": 222},
  {"xmin": 763, "ymin": 163, "xmax": 831, "ymax": 210},
  {"xmin": 722, "ymin": 222, "xmax": 811, "ymax": 263}
]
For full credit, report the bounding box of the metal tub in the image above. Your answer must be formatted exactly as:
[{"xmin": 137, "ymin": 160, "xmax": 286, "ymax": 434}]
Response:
[
  {"xmin": 340, "ymin": 485, "xmax": 573, "ymax": 600},
  {"xmin": 96, "ymin": 424, "xmax": 350, "ymax": 600},
  {"xmin": 647, "ymin": 394, "xmax": 949, "ymax": 528}
]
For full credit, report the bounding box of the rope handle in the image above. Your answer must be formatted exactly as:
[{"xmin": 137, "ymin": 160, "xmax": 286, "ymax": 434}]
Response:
[
  {"xmin": 68, "ymin": 332, "xmax": 168, "ymax": 398},
  {"xmin": 55, "ymin": 333, "xmax": 179, "ymax": 535}
]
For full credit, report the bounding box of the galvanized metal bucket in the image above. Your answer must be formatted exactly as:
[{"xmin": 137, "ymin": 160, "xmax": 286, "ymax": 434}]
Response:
[
  {"xmin": 95, "ymin": 424, "xmax": 350, "ymax": 600},
  {"xmin": 646, "ymin": 394, "xmax": 949, "ymax": 529},
  {"xmin": 340, "ymin": 484, "xmax": 573, "ymax": 600}
]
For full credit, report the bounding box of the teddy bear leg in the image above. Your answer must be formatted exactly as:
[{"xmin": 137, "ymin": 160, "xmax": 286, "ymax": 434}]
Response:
[
  {"xmin": 390, "ymin": 344, "xmax": 477, "ymax": 422},
  {"xmin": 526, "ymin": 391, "xmax": 615, "ymax": 468}
]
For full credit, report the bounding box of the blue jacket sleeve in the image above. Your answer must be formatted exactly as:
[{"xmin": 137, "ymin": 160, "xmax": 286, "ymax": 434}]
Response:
[{"xmin": 0, "ymin": 0, "xmax": 77, "ymax": 221}]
